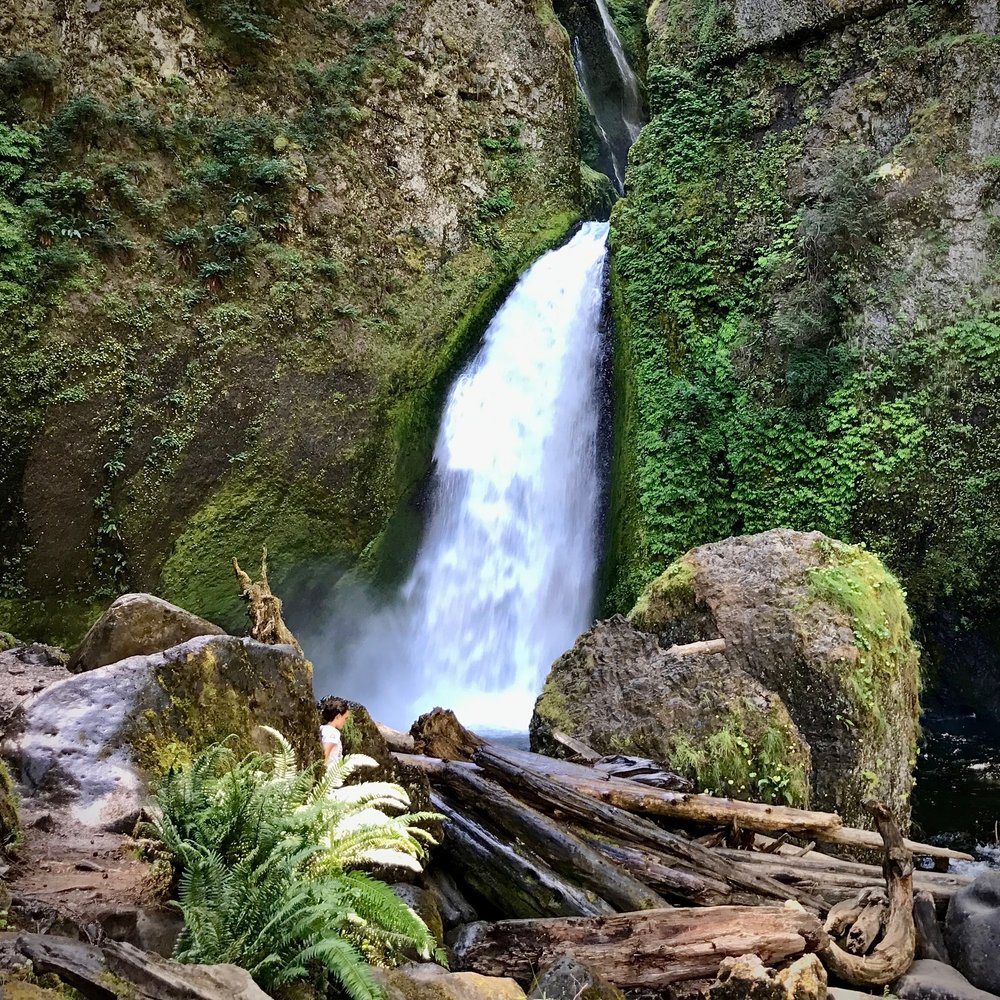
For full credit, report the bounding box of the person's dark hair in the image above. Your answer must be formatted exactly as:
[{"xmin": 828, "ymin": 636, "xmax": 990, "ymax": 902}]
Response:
[{"xmin": 320, "ymin": 696, "xmax": 350, "ymax": 724}]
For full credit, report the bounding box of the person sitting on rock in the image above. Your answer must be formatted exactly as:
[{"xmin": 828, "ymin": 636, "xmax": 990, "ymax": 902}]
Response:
[{"xmin": 319, "ymin": 696, "xmax": 351, "ymax": 765}]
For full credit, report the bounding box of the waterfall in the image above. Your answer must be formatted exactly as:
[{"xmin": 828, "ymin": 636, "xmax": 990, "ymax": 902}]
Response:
[
  {"xmin": 593, "ymin": 0, "xmax": 644, "ymax": 146},
  {"xmin": 316, "ymin": 224, "xmax": 610, "ymax": 732}
]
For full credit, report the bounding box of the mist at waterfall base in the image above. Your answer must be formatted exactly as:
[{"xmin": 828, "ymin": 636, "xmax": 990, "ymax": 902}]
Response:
[{"xmin": 307, "ymin": 223, "xmax": 611, "ymax": 733}]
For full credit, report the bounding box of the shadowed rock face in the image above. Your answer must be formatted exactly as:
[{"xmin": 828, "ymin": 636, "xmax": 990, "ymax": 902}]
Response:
[
  {"xmin": 533, "ymin": 529, "xmax": 920, "ymax": 828},
  {"xmin": 10, "ymin": 634, "xmax": 316, "ymax": 828}
]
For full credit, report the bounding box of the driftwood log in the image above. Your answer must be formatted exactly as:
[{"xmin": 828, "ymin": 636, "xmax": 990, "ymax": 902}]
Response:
[
  {"xmin": 431, "ymin": 760, "xmax": 668, "ymax": 912},
  {"xmin": 471, "ymin": 747, "xmax": 826, "ymax": 911},
  {"xmin": 481, "ymin": 745, "xmax": 842, "ymax": 836},
  {"xmin": 450, "ymin": 905, "xmax": 829, "ymax": 987},
  {"xmin": 233, "ymin": 547, "xmax": 303, "ymax": 654},
  {"xmin": 820, "ymin": 800, "xmax": 915, "ymax": 985},
  {"xmin": 432, "ymin": 792, "xmax": 613, "ymax": 918}
]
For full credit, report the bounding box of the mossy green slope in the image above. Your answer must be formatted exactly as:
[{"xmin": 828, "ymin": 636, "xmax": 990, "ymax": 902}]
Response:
[
  {"xmin": 0, "ymin": 0, "xmax": 580, "ymax": 638},
  {"xmin": 606, "ymin": 0, "xmax": 1000, "ymax": 686}
]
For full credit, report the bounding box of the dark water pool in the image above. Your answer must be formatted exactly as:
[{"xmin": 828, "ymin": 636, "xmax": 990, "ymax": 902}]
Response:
[{"xmin": 912, "ymin": 708, "xmax": 1000, "ymax": 871}]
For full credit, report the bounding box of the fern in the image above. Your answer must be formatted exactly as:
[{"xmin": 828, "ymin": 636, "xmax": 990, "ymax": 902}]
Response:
[{"xmin": 150, "ymin": 730, "xmax": 442, "ymax": 997}]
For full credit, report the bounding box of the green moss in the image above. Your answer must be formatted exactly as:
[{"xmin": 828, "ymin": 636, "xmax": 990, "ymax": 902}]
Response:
[
  {"xmin": 806, "ymin": 538, "xmax": 920, "ymax": 734},
  {"xmin": 0, "ymin": 759, "xmax": 21, "ymax": 854},
  {"xmin": 580, "ymin": 162, "xmax": 616, "ymax": 221},
  {"xmin": 667, "ymin": 705, "xmax": 809, "ymax": 806},
  {"xmin": 628, "ymin": 556, "xmax": 696, "ymax": 629},
  {"xmin": 0, "ymin": 597, "xmax": 105, "ymax": 649}
]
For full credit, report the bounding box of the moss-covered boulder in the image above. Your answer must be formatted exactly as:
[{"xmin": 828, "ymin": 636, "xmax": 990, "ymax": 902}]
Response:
[
  {"xmin": 68, "ymin": 593, "xmax": 226, "ymax": 673},
  {"xmin": 12, "ymin": 635, "xmax": 315, "ymax": 829},
  {"xmin": 533, "ymin": 529, "xmax": 920, "ymax": 827},
  {"xmin": 0, "ymin": 758, "xmax": 20, "ymax": 855}
]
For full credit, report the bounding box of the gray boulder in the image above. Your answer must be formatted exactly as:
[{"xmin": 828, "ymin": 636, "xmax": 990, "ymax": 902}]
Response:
[
  {"xmin": 529, "ymin": 955, "xmax": 625, "ymax": 1000},
  {"xmin": 946, "ymin": 872, "xmax": 1000, "ymax": 994},
  {"xmin": 895, "ymin": 960, "xmax": 1000, "ymax": 1000},
  {"xmin": 9, "ymin": 634, "xmax": 317, "ymax": 829},
  {"xmin": 69, "ymin": 592, "xmax": 225, "ymax": 673}
]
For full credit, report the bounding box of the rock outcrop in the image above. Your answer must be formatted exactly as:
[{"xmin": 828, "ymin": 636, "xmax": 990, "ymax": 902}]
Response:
[
  {"xmin": 533, "ymin": 530, "xmax": 920, "ymax": 826},
  {"xmin": 9, "ymin": 634, "xmax": 316, "ymax": 828},
  {"xmin": 371, "ymin": 964, "xmax": 526, "ymax": 1000},
  {"xmin": 68, "ymin": 592, "xmax": 225, "ymax": 673},
  {"xmin": 0, "ymin": 0, "xmax": 581, "ymax": 640},
  {"xmin": 607, "ymin": 0, "xmax": 1000, "ymax": 720}
]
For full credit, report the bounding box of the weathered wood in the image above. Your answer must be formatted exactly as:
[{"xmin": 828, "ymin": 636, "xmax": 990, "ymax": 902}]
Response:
[
  {"xmin": 479, "ymin": 745, "xmax": 842, "ymax": 837},
  {"xmin": 846, "ymin": 890, "xmax": 888, "ymax": 955},
  {"xmin": 576, "ymin": 832, "xmax": 751, "ymax": 907},
  {"xmin": 233, "ymin": 547, "xmax": 302, "ymax": 654},
  {"xmin": 667, "ymin": 638, "xmax": 727, "ymax": 657},
  {"xmin": 450, "ymin": 906, "xmax": 829, "ymax": 987},
  {"xmin": 432, "ymin": 761, "xmax": 668, "ymax": 912},
  {"xmin": 592, "ymin": 755, "xmax": 694, "ymax": 791},
  {"xmin": 718, "ymin": 848, "xmax": 966, "ymax": 912},
  {"xmin": 815, "ymin": 825, "xmax": 972, "ymax": 862},
  {"xmin": 820, "ymin": 801, "xmax": 915, "ymax": 986},
  {"xmin": 432, "ymin": 792, "xmax": 613, "ymax": 919},
  {"xmin": 376, "ymin": 722, "xmax": 415, "ymax": 754},
  {"xmin": 475, "ymin": 746, "xmax": 826, "ymax": 912},
  {"xmin": 552, "ymin": 729, "xmax": 601, "ymax": 763},
  {"xmin": 411, "ymin": 709, "xmax": 484, "ymax": 761}
]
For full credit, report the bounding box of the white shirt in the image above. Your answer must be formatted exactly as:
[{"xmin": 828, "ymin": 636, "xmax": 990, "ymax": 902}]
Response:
[{"xmin": 320, "ymin": 723, "xmax": 342, "ymax": 762}]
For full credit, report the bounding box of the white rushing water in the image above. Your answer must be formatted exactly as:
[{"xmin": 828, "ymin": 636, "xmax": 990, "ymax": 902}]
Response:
[{"xmin": 325, "ymin": 223, "xmax": 610, "ymax": 731}]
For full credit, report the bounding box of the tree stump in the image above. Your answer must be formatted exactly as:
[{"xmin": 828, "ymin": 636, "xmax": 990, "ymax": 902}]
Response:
[{"xmin": 233, "ymin": 547, "xmax": 303, "ymax": 655}]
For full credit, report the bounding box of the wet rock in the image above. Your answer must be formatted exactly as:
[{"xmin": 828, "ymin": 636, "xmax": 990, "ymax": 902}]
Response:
[
  {"xmin": 528, "ymin": 954, "xmax": 624, "ymax": 1000},
  {"xmin": 9, "ymin": 635, "xmax": 316, "ymax": 828},
  {"xmin": 372, "ymin": 963, "xmax": 525, "ymax": 1000},
  {"xmin": 68, "ymin": 593, "xmax": 226, "ymax": 673},
  {"xmin": 946, "ymin": 872, "xmax": 1000, "ymax": 993},
  {"xmin": 894, "ymin": 959, "xmax": 1000, "ymax": 1000}
]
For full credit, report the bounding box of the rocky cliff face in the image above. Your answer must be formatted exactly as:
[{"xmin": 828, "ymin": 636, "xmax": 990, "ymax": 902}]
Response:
[
  {"xmin": 0, "ymin": 0, "xmax": 580, "ymax": 642},
  {"xmin": 533, "ymin": 530, "xmax": 921, "ymax": 827},
  {"xmin": 607, "ymin": 0, "xmax": 1000, "ymax": 714}
]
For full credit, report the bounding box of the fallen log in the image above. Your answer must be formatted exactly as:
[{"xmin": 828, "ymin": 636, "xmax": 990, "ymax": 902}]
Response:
[
  {"xmin": 716, "ymin": 848, "xmax": 967, "ymax": 912},
  {"xmin": 450, "ymin": 905, "xmax": 829, "ymax": 987},
  {"xmin": 576, "ymin": 832, "xmax": 753, "ymax": 907},
  {"xmin": 432, "ymin": 792, "xmax": 613, "ymax": 919},
  {"xmin": 475, "ymin": 746, "xmax": 826, "ymax": 911},
  {"xmin": 479, "ymin": 745, "xmax": 842, "ymax": 837},
  {"xmin": 432, "ymin": 761, "xmax": 668, "ymax": 912},
  {"xmin": 233, "ymin": 547, "xmax": 302, "ymax": 655},
  {"xmin": 592, "ymin": 755, "xmax": 694, "ymax": 791},
  {"xmin": 552, "ymin": 729, "xmax": 601, "ymax": 763},
  {"xmin": 814, "ymin": 825, "xmax": 972, "ymax": 862},
  {"xmin": 667, "ymin": 637, "xmax": 727, "ymax": 657},
  {"xmin": 820, "ymin": 800, "xmax": 915, "ymax": 986},
  {"xmin": 913, "ymin": 890, "xmax": 950, "ymax": 963}
]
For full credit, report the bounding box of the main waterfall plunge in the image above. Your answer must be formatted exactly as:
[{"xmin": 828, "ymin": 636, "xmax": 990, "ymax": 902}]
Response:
[{"xmin": 316, "ymin": 225, "xmax": 611, "ymax": 731}]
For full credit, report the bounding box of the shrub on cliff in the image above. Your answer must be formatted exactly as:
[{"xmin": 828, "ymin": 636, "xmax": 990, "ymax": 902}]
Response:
[{"xmin": 152, "ymin": 729, "xmax": 442, "ymax": 999}]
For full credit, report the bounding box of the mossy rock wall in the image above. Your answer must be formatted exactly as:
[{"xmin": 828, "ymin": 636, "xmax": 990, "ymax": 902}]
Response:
[
  {"xmin": 0, "ymin": 0, "xmax": 581, "ymax": 642},
  {"xmin": 606, "ymin": 0, "xmax": 1000, "ymax": 714}
]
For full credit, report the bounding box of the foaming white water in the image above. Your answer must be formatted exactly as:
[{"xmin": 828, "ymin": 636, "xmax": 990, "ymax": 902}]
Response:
[{"xmin": 324, "ymin": 223, "xmax": 610, "ymax": 731}]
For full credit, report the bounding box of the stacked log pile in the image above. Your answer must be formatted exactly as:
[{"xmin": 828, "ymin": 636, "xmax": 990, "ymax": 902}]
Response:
[{"xmin": 402, "ymin": 710, "xmax": 972, "ymax": 993}]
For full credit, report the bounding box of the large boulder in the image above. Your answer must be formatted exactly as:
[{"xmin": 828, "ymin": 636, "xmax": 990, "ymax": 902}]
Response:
[
  {"xmin": 8, "ymin": 635, "xmax": 316, "ymax": 828},
  {"xmin": 528, "ymin": 955, "xmax": 624, "ymax": 1000},
  {"xmin": 894, "ymin": 960, "xmax": 1000, "ymax": 1000},
  {"xmin": 68, "ymin": 593, "xmax": 226, "ymax": 673},
  {"xmin": 946, "ymin": 872, "xmax": 1000, "ymax": 994},
  {"xmin": 533, "ymin": 530, "xmax": 920, "ymax": 826}
]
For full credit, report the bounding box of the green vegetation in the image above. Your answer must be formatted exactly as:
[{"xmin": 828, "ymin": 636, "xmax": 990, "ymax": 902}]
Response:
[
  {"xmin": 607, "ymin": 2, "xmax": 1000, "ymax": 654},
  {"xmin": 669, "ymin": 708, "xmax": 809, "ymax": 806},
  {"xmin": 806, "ymin": 538, "xmax": 920, "ymax": 733},
  {"xmin": 0, "ymin": 0, "xmax": 578, "ymax": 641},
  {"xmin": 0, "ymin": 759, "xmax": 21, "ymax": 855},
  {"xmin": 152, "ymin": 730, "xmax": 442, "ymax": 999}
]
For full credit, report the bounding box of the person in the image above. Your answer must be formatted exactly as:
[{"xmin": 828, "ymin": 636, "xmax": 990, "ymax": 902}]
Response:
[{"xmin": 319, "ymin": 697, "xmax": 351, "ymax": 765}]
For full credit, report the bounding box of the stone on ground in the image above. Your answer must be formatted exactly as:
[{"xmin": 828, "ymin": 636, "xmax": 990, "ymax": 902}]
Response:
[
  {"xmin": 528, "ymin": 954, "xmax": 625, "ymax": 1000},
  {"xmin": 372, "ymin": 964, "xmax": 525, "ymax": 1000},
  {"xmin": 894, "ymin": 959, "xmax": 1000, "ymax": 1000},
  {"xmin": 946, "ymin": 872, "xmax": 1000, "ymax": 994},
  {"xmin": 68, "ymin": 592, "xmax": 225, "ymax": 673}
]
